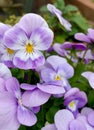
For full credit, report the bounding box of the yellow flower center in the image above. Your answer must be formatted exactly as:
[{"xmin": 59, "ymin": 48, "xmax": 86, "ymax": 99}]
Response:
[
  {"xmin": 55, "ymin": 75, "xmax": 61, "ymax": 80},
  {"xmin": 69, "ymin": 101, "xmax": 75, "ymax": 108},
  {"xmin": 7, "ymin": 48, "xmax": 14, "ymax": 54},
  {"xmin": 26, "ymin": 43, "xmax": 34, "ymax": 53}
]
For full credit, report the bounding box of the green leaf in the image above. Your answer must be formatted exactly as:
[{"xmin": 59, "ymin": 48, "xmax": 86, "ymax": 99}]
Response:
[
  {"xmin": 88, "ymin": 90, "xmax": 94, "ymax": 107},
  {"xmin": 46, "ymin": 106, "xmax": 59, "ymax": 123},
  {"xmin": 19, "ymin": 125, "xmax": 26, "ymax": 130},
  {"xmin": 70, "ymin": 14, "xmax": 90, "ymax": 31},
  {"xmin": 63, "ymin": 5, "xmax": 78, "ymax": 14},
  {"xmin": 54, "ymin": 0, "xmax": 65, "ymax": 10}
]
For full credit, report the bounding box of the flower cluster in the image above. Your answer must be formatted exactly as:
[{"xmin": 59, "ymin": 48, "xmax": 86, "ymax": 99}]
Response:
[{"xmin": 0, "ymin": 3, "xmax": 94, "ymax": 130}]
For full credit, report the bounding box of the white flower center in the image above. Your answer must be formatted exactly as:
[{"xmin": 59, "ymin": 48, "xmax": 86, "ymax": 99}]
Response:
[{"xmin": 68, "ymin": 100, "xmax": 78, "ymax": 111}]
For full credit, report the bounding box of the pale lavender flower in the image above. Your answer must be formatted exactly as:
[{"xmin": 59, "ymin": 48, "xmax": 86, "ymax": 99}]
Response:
[
  {"xmin": 82, "ymin": 71, "xmax": 94, "ymax": 89},
  {"xmin": 81, "ymin": 107, "xmax": 94, "ymax": 127},
  {"xmin": 4, "ymin": 13, "xmax": 54, "ymax": 70},
  {"xmin": 42, "ymin": 109, "xmax": 94, "ymax": 130},
  {"xmin": 0, "ymin": 77, "xmax": 51, "ymax": 130},
  {"xmin": 64, "ymin": 88, "xmax": 87, "ymax": 116},
  {"xmin": 47, "ymin": 4, "xmax": 72, "ymax": 31},
  {"xmin": 37, "ymin": 55, "xmax": 74, "ymax": 95},
  {"xmin": 0, "ymin": 63, "xmax": 12, "ymax": 79},
  {"xmin": 0, "ymin": 23, "xmax": 15, "ymax": 67}
]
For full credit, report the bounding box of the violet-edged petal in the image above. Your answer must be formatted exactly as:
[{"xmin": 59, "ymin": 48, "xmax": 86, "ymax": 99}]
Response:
[
  {"xmin": 0, "ymin": 78, "xmax": 6, "ymax": 92},
  {"xmin": 53, "ymin": 43, "xmax": 68, "ymax": 57},
  {"xmin": 0, "ymin": 22, "xmax": 11, "ymax": 36},
  {"xmin": 17, "ymin": 13, "xmax": 48, "ymax": 37},
  {"xmin": 30, "ymin": 27, "xmax": 53, "ymax": 50},
  {"xmin": 0, "ymin": 63, "xmax": 12, "ymax": 79},
  {"xmin": 17, "ymin": 105, "xmax": 37, "ymax": 126},
  {"xmin": 81, "ymin": 107, "xmax": 93, "ymax": 117},
  {"xmin": 37, "ymin": 83, "xmax": 65, "ymax": 94},
  {"xmin": 46, "ymin": 55, "xmax": 67, "ymax": 70},
  {"xmin": 64, "ymin": 88, "xmax": 79, "ymax": 99},
  {"xmin": 47, "ymin": 4, "xmax": 62, "ymax": 16},
  {"xmin": 20, "ymin": 83, "xmax": 37, "ymax": 91},
  {"xmin": 4, "ymin": 27, "xmax": 28, "ymax": 50},
  {"xmin": 77, "ymin": 115, "xmax": 94, "ymax": 130},
  {"xmin": 5, "ymin": 77, "xmax": 21, "ymax": 97},
  {"xmin": 13, "ymin": 50, "xmax": 45, "ymax": 69},
  {"xmin": 42, "ymin": 124, "xmax": 57, "ymax": 130},
  {"xmin": 87, "ymin": 28, "xmax": 94, "ymax": 42},
  {"xmin": 74, "ymin": 33, "xmax": 91, "ymax": 43},
  {"xmin": 55, "ymin": 109, "xmax": 74, "ymax": 130},
  {"xmin": 22, "ymin": 88, "xmax": 51, "ymax": 107},
  {"xmin": 82, "ymin": 71, "xmax": 94, "ymax": 89},
  {"xmin": 87, "ymin": 111, "xmax": 94, "ymax": 127},
  {"xmin": 31, "ymin": 106, "xmax": 40, "ymax": 114},
  {"xmin": 59, "ymin": 62, "xmax": 74, "ymax": 79},
  {"xmin": 69, "ymin": 119, "xmax": 86, "ymax": 130},
  {"xmin": 56, "ymin": 13, "xmax": 72, "ymax": 31},
  {"xmin": 0, "ymin": 92, "xmax": 20, "ymax": 130}
]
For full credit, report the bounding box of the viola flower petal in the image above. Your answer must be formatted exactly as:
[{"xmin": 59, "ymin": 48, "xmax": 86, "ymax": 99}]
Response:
[
  {"xmin": 87, "ymin": 111, "xmax": 94, "ymax": 127},
  {"xmin": 17, "ymin": 105, "xmax": 37, "ymax": 126},
  {"xmin": 22, "ymin": 88, "xmax": 51, "ymax": 107},
  {"xmin": 87, "ymin": 28, "xmax": 94, "ymax": 41},
  {"xmin": 42, "ymin": 124, "xmax": 57, "ymax": 130},
  {"xmin": 55, "ymin": 109, "xmax": 74, "ymax": 130},
  {"xmin": 4, "ymin": 27, "xmax": 28, "ymax": 50},
  {"xmin": 30, "ymin": 27, "xmax": 54, "ymax": 50},
  {"xmin": 17, "ymin": 13, "xmax": 48, "ymax": 37}
]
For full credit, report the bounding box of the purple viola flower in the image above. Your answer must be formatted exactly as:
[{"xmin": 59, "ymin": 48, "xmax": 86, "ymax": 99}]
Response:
[
  {"xmin": 37, "ymin": 55, "xmax": 74, "ymax": 95},
  {"xmin": 47, "ymin": 4, "xmax": 72, "ymax": 31},
  {"xmin": 64, "ymin": 88, "xmax": 87, "ymax": 116},
  {"xmin": 75, "ymin": 28, "xmax": 94, "ymax": 43},
  {"xmin": 4, "ymin": 13, "xmax": 54, "ymax": 70},
  {"xmin": 42, "ymin": 109, "xmax": 94, "ymax": 130},
  {"xmin": 81, "ymin": 107, "xmax": 94, "ymax": 127},
  {"xmin": 0, "ymin": 77, "xmax": 51, "ymax": 130},
  {"xmin": 20, "ymin": 83, "xmax": 51, "ymax": 109},
  {"xmin": 82, "ymin": 71, "xmax": 94, "ymax": 89},
  {"xmin": 0, "ymin": 23, "xmax": 15, "ymax": 67},
  {"xmin": 0, "ymin": 63, "xmax": 12, "ymax": 79}
]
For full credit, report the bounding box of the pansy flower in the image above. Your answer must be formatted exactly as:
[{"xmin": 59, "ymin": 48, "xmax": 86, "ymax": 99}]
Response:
[
  {"xmin": 47, "ymin": 4, "xmax": 72, "ymax": 31},
  {"xmin": 4, "ymin": 13, "xmax": 54, "ymax": 70},
  {"xmin": 64, "ymin": 88, "xmax": 87, "ymax": 116},
  {"xmin": 37, "ymin": 55, "xmax": 74, "ymax": 95},
  {"xmin": 0, "ymin": 23, "xmax": 15, "ymax": 67},
  {"xmin": 0, "ymin": 76, "xmax": 51, "ymax": 130},
  {"xmin": 42, "ymin": 109, "xmax": 94, "ymax": 130}
]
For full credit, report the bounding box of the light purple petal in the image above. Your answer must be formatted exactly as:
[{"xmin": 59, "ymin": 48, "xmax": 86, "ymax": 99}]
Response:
[
  {"xmin": 0, "ymin": 78, "xmax": 6, "ymax": 92},
  {"xmin": 0, "ymin": 23, "xmax": 11, "ymax": 36},
  {"xmin": 88, "ymin": 111, "xmax": 94, "ymax": 127},
  {"xmin": 74, "ymin": 33, "xmax": 91, "ymax": 43},
  {"xmin": 5, "ymin": 77, "xmax": 21, "ymax": 97},
  {"xmin": 0, "ymin": 63, "xmax": 12, "ymax": 79},
  {"xmin": 64, "ymin": 88, "xmax": 79, "ymax": 99},
  {"xmin": 46, "ymin": 55, "xmax": 67, "ymax": 70},
  {"xmin": 20, "ymin": 83, "xmax": 37, "ymax": 90},
  {"xmin": 17, "ymin": 13, "xmax": 48, "ymax": 37},
  {"xmin": 22, "ymin": 88, "xmax": 51, "ymax": 107},
  {"xmin": 55, "ymin": 109, "xmax": 74, "ymax": 130},
  {"xmin": 13, "ymin": 50, "xmax": 45, "ymax": 69},
  {"xmin": 56, "ymin": 13, "xmax": 72, "ymax": 31},
  {"xmin": 87, "ymin": 28, "xmax": 94, "ymax": 42},
  {"xmin": 17, "ymin": 105, "xmax": 37, "ymax": 126},
  {"xmin": 81, "ymin": 107, "xmax": 93, "ymax": 117},
  {"xmin": 47, "ymin": 4, "xmax": 62, "ymax": 16},
  {"xmin": 69, "ymin": 119, "xmax": 86, "ymax": 130},
  {"xmin": 4, "ymin": 27, "xmax": 28, "ymax": 50},
  {"xmin": 82, "ymin": 71, "xmax": 94, "ymax": 89},
  {"xmin": 0, "ymin": 92, "xmax": 20, "ymax": 130},
  {"xmin": 42, "ymin": 124, "xmax": 57, "ymax": 130},
  {"xmin": 30, "ymin": 27, "xmax": 53, "ymax": 50},
  {"xmin": 37, "ymin": 83, "xmax": 65, "ymax": 94},
  {"xmin": 31, "ymin": 106, "xmax": 40, "ymax": 113}
]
